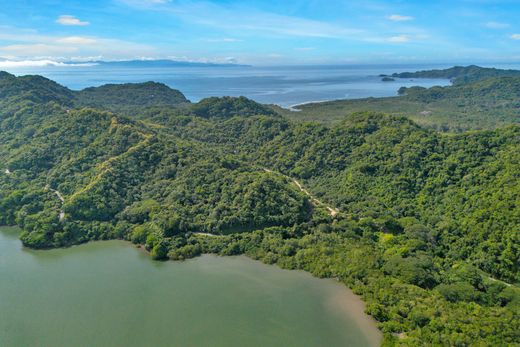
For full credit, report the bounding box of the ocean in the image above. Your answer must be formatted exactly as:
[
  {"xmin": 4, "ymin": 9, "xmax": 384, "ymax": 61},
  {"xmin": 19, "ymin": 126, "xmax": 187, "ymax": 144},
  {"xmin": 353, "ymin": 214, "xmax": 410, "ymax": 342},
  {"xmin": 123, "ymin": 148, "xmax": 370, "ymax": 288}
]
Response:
[{"xmin": 3, "ymin": 62, "xmax": 518, "ymax": 108}]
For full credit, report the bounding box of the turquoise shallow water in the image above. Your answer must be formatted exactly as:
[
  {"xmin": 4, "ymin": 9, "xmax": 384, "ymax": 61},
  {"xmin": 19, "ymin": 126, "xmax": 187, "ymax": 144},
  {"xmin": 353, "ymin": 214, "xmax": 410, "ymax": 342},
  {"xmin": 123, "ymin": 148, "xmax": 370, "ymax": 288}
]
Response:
[{"xmin": 0, "ymin": 227, "xmax": 381, "ymax": 347}]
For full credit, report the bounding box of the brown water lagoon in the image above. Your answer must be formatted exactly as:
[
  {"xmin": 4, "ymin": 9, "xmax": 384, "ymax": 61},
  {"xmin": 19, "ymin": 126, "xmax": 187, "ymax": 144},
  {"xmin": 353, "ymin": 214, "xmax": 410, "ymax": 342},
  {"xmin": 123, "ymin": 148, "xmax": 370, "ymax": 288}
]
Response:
[{"xmin": 0, "ymin": 227, "xmax": 381, "ymax": 347}]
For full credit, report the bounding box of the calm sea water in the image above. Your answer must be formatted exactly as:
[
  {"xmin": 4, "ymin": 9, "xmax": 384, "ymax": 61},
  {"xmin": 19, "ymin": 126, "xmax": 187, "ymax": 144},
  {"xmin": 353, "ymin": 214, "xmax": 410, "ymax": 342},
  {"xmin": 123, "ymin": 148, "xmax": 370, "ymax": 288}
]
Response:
[
  {"xmin": 5, "ymin": 63, "xmax": 520, "ymax": 107},
  {"xmin": 0, "ymin": 227, "xmax": 381, "ymax": 347},
  {"xmin": 1, "ymin": 63, "xmax": 467, "ymax": 107}
]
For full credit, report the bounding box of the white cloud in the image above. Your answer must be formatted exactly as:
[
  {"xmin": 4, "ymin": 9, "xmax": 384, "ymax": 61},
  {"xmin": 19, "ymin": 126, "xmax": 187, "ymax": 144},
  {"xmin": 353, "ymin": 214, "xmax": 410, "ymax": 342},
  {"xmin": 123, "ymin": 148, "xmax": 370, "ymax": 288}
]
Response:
[
  {"xmin": 0, "ymin": 26, "xmax": 49, "ymax": 43},
  {"xmin": 121, "ymin": 1, "xmax": 363, "ymax": 39},
  {"xmin": 511, "ymin": 34, "xmax": 520, "ymax": 40},
  {"xmin": 0, "ymin": 40, "xmax": 155, "ymax": 61},
  {"xmin": 0, "ymin": 59, "xmax": 97, "ymax": 68},
  {"xmin": 387, "ymin": 35, "xmax": 410, "ymax": 43},
  {"xmin": 194, "ymin": 10, "xmax": 361, "ymax": 39},
  {"xmin": 485, "ymin": 21, "xmax": 509, "ymax": 29},
  {"xmin": 56, "ymin": 15, "xmax": 90, "ymax": 26},
  {"xmin": 69, "ymin": 55, "xmax": 104, "ymax": 62},
  {"xmin": 55, "ymin": 36, "xmax": 97, "ymax": 45},
  {"xmin": 224, "ymin": 56, "xmax": 237, "ymax": 63},
  {"xmin": 387, "ymin": 14, "xmax": 414, "ymax": 21},
  {"xmin": 162, "ymin": 55, "xmax": 240, "ymax": 64},
  {"xmin": 0, "ymin": 25, "xmax": 156, "ymax": 61},
  {"xmin": 2, "ymin": 44, "xmax": 79, "ymax": 55}
]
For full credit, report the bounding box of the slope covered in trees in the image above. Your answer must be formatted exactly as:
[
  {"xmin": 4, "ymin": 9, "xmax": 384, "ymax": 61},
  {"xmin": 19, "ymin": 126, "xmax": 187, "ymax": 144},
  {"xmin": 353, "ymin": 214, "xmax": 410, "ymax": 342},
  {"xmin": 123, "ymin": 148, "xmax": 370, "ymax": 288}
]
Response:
[
  {"xmin": 0, "ymin": 71, "xmax": 189, "ymax": 115},
  {"xmin": 391, "ymin": 65, "xmax": 520, "ymax": 85},
  {"xmin": 0, "ymin": 71, "xmax": 519, "ymax": 346},
  {"xmin": 282, "ymin": 66, "xmax": 520, "ymax": 131},
  {"xmin": 75, "ymin": 81, "xmax": 190, "ymax": 113}
]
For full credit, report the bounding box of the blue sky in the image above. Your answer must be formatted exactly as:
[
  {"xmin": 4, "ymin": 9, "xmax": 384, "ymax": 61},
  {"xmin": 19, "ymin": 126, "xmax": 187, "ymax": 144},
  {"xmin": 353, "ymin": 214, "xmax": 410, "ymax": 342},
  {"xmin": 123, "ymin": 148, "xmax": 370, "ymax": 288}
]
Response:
[{"xmin": 0, "ymin": 0, "xmax": 519, "ymax": 65}]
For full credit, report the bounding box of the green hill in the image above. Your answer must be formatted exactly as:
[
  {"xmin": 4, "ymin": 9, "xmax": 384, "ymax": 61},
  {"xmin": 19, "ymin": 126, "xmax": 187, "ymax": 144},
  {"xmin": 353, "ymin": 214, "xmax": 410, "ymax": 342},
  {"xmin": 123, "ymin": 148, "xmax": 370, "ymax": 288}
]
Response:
[
  {"xmin": 189, "ymin": 96, "xmax": 278, "ymax": 119},
  {"xmin": 75, "ymin": 81, "xmax": 190, "ymax": 113},
  {"xmin": 392, "ymin": 65, "xmax": 520, "ymax": 85}
]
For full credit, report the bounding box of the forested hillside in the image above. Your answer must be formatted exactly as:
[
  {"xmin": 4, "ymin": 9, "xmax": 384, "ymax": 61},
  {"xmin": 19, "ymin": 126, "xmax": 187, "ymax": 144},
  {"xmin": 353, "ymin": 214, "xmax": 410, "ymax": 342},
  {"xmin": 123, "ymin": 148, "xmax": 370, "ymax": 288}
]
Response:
[
  {"xmin": 0, "ymin": 70, "xmax": 519, "ymax": 346},
  {"xmin": 391, "ymin": 65, "xmax": 520, "ymax": 85},
  {"xmin": 282, "ymin": 66, "xmax": 520, "ymax": 131},
  {"xmin": 75, "ymin": 81, "xmax": 190, "ymax": 114}
]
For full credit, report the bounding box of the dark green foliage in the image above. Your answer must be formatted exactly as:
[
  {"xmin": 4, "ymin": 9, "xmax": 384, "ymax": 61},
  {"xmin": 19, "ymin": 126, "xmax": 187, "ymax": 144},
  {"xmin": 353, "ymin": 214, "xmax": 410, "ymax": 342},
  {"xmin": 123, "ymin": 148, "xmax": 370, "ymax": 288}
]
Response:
[
  {"xmin": 399, "ymin": 76, "xmax": 520, "ymax": 102},
  {"xmin": 190, "ymin": 96, "xmax": 278, "ymax": 119},
  {"xmin": 75, "ymin": 81, "xmax": 189, "ymax": 113},
  {"xmin": 0, "ymin": 71, "xmax": 74, "ymax": 108},
  {"xmin": 256, "ymin": 113, "xmax": 520, "ymax": 283},
  {"xmin": 436, "ymin": 282, "xmax": 480, "ymax": 302},
  {"xmin": 383, "ymin": 255, "xmax": 438, "ymax": 289}
]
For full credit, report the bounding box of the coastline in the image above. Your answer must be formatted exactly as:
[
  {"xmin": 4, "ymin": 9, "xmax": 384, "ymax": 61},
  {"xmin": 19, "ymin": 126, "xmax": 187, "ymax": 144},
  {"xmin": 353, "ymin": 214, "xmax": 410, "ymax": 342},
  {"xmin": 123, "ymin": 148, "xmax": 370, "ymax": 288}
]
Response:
[
  {"xmin": 287, "ymin": 99, "xmax": 336, "ymax": 112},
  {"xmin": 284, "ymin": 76, "xmax": 453, "ymax": 112},
  {"xmin": 231, "ymin": 254, "xmax": 383, "ymax": 346},
  {"xmin": 1, "ymin": 226, "xmax": 383, "ymax": 344},
  {"xmin": 327, "ymin": 280, "xmax": 383, "ymax": 346}
]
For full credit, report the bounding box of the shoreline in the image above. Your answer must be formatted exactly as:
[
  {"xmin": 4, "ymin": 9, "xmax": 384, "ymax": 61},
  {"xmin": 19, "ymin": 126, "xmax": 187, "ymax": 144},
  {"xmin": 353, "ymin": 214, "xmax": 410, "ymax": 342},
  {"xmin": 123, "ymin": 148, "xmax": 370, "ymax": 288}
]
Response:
[
  {"xmin": 1, "ymin": 226, "xmax": 383, "ymax": 344},
  {"xmin": 283, "ymin": 76, "xmax": 453, "ymax": 112},
  {"xmin": 286, "ymin": 99, "xmax": 337, "ymax": 112},
  {"xmin": 327, "ymin": 280, "xmax": 383, "ymax": 346}
]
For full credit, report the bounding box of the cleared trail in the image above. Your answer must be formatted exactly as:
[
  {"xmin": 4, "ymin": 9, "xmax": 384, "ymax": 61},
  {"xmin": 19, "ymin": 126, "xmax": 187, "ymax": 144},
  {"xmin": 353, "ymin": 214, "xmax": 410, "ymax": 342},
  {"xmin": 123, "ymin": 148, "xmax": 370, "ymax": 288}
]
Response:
[
  {"xmin": 45, "ymin": 184, "xmax": 65, "ymax": 221},
  {"xmin": 262, "ymin": 168, "xmax": 340, "ymax": 217}
]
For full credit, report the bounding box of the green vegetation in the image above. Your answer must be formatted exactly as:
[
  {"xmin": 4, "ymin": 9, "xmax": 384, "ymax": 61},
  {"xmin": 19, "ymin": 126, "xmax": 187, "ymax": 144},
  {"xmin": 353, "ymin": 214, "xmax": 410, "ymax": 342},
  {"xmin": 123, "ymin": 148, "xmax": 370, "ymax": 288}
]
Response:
[
  {"xmin": 189, "ymin": 95, "xmax": 278, "ymax": 119},
  {"xmin": 0, "ymin": 69, "xmax": 519, "ymax": 345},
  {"xmin": 280, "ymin": 66, "xmax": 520, "ymax": 132},
  {"xmin": 75, "ymin": 81, "xmax": 190, "ymax": 114},
  {"xmin": 391, "ymin": 65, "xmax": 520, "ymax": 85}
]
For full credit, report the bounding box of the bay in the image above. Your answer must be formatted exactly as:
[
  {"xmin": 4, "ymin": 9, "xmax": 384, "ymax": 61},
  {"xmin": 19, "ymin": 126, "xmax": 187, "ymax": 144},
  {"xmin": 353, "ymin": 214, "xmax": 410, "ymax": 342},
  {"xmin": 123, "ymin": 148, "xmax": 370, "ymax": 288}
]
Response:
[
  {"xmin": 0, "ymin": 227, "xmax": 381, "ymax": 347},
  {"xmin": 1, "ymin": 63, "xmax": 461, "ymax": 107}
]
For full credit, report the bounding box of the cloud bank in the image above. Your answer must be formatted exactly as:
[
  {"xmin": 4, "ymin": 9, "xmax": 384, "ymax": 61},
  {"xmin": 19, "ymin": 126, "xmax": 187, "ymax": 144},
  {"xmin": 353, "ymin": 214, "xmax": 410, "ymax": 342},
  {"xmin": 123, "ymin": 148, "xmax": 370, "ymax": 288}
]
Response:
[{"xmin": 0, "ymin": 59, "xmax": 97, "ymax": 68}]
